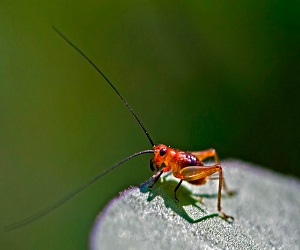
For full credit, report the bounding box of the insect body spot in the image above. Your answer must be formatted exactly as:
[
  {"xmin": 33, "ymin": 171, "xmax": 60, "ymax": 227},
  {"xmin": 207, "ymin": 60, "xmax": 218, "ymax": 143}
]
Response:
[
  {"xmin": 189, "ymin": 155, "xmax": 198, "ymax": 166},
  {"xmin": 185, "ymin": 153, "xmax": 200, "ymax": 166}
]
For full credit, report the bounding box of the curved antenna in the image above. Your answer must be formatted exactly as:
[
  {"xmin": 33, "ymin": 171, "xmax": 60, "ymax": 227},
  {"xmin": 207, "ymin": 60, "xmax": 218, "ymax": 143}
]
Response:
[
  {"xmin": 3, "ymin": 149, "xmax": 154, "ymax": 232},
  {"xmin": 52, "ymin": 26, "xmax": 155, "ymax": 147}
]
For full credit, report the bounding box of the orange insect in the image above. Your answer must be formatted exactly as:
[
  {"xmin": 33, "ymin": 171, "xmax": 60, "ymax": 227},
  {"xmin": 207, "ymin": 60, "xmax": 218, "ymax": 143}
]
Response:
[{"xmin": 4, "ymin": 27, "xmax": 233, "ymax": 231}]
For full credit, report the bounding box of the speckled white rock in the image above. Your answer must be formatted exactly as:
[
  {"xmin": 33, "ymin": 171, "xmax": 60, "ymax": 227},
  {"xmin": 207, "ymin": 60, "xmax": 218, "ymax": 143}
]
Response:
[{"xmin": 90, "ymin": 160, "xmax": 300, "ymax": 250}]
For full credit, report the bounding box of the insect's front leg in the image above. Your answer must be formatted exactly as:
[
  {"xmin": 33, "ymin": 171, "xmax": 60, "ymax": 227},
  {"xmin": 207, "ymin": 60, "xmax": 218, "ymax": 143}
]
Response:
[{"xmin": 148, "ymin": 166, "xmax": 171, "ymax": 189}]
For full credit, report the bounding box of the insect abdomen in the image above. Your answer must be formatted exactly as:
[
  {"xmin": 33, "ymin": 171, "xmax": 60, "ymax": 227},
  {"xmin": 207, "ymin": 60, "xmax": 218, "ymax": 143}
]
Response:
[{"xmin": 178, "ymin": 152, "xmax": 203, "ymax": 167}]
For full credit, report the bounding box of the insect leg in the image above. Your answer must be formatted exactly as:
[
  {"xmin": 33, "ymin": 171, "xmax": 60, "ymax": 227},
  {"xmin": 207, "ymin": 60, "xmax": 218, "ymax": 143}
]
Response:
[
  {"xmin": 217, "ymin": 165, "xmax": 234, "ymax": 220},
  {"xmin": 180, "ymin": 165, "xmax": 233, "ymax": 220},
  {"xmin": 148, "ymin": 166, "xmax": 171, "ymax": 189},
  {"xmin": 148, "ymin": 170, "xmax": 164, "ymax": 189},
  {"xmin": 191, "ymin": 148, "xmax": 220, "ymax": 164},
  {"xmin": 174, "ymin": 179, "xmax": 183, "ymax": 202},
  {"xmin": 193, "ymin": 149, "xmax": 235, "ymax": 196},
  {"xmin": 208, "ymin": 176, "xmax": 236, "ymax": 196}
]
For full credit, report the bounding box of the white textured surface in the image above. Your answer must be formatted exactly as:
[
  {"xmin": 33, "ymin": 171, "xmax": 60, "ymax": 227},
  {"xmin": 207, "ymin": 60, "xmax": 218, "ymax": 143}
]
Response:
[{"xmin": 90, "ymin": 160, "xmax": 300, "ymax": 250}]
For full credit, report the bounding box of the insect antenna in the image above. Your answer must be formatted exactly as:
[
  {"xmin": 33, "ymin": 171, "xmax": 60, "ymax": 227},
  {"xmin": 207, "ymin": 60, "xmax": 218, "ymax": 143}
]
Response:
[
  {"xmin": 52, "ymin": 26, "xmax": 155, "ymax": 147},
  {"xmin": 4, "ymin": 27, "xmax": 156, "ymax": 231},
  {"xmin": 3, "ymin": 149, "xmax": 154, "ymax": 232}
]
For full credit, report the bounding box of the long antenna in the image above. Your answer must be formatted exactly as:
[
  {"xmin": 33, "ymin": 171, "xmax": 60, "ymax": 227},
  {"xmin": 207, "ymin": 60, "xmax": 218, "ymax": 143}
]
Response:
[
  {"xmin": 52, "ymin": 26, "xmax": 155, "ymax": 147},
  {"xmin": 3, "ymin": 149, "xmax": 154, "ymax": 231}
]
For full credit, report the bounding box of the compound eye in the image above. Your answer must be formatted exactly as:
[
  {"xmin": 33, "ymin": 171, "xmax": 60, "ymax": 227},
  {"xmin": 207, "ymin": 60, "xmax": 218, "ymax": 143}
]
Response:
[{"xmin": 159, "ymin": 148, "xmax": 167, "ymax": 156}]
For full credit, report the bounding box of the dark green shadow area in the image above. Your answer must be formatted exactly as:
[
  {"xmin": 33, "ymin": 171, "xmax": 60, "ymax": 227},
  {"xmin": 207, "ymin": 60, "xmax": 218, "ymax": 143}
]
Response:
[{"xmin": 139, "ymin": 177, "xmax": 233, "ymax": 224}]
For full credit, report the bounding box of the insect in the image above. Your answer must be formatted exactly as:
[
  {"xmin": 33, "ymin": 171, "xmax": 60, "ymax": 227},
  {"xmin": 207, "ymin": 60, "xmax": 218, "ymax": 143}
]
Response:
[{"xmin": 4, "ymin": 27, "xmax": 233, "ymax": 232}]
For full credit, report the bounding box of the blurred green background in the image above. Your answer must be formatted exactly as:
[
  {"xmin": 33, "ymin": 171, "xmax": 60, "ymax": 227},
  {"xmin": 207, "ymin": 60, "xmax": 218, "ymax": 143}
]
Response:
[{"xmin": 0, "ymin": 1, "xmax": 299, "ymax": 249}]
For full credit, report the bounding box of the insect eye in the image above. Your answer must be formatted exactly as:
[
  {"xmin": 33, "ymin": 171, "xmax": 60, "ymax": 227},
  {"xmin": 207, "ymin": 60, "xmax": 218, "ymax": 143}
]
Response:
[{"xmin": 159, "ymin": 148, "xmax": 167, "ymax": 156}]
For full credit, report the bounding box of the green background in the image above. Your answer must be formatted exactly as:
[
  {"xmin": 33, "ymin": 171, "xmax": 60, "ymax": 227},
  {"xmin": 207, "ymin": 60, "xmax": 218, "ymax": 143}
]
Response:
[{"xmin": 0, "ymin": 1, "xmax": 299, "ymax": 249}]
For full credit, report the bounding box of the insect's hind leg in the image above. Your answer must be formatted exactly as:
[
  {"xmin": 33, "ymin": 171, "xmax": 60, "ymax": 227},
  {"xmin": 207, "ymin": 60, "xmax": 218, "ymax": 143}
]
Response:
[
  {"xmin": 208, "ymin": 176, "xmax": 236, "ymax": 196},
  {"xmin": 193, "ymin": 149, "xmax": 236, "ymax": 197},
  {"xmin": 192, "ymin": 148, "xmax": 220, "ymax": 164},
  {"xmin": 217, "ymin": 165, "xmax": 234, "ymax": 221},
  {"xmin": 180, "ymin": 164, "xmax": 234, "ymax": 220}
]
